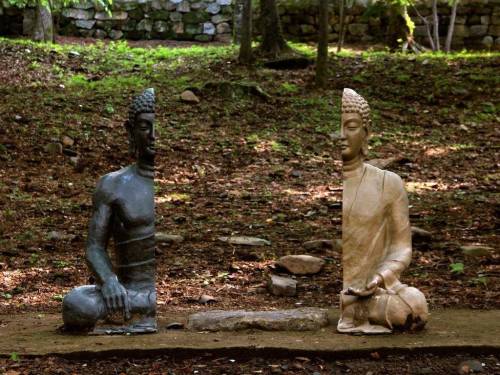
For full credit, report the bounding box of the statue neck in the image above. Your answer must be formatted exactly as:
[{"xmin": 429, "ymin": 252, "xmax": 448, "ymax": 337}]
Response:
[
  {"xmin": 136, "ymin": 159, "xmax": 154, "ymax": 179},
  {"xmin": 342, "ymin": 157, "xmax": 364, "ymax": 179}
]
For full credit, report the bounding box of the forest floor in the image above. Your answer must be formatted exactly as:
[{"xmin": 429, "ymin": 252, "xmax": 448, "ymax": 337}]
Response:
[{"xmin": 0, "ymin": 37, "xmax": 499, "ymax": 373}]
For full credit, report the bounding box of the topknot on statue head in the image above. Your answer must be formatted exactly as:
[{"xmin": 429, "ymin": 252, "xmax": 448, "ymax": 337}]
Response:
[
  {"xmin": 128, "ymin": 88, "xmax": 155, "ymax": 126},
  {"xmin": 341, "ymin": 88, "xmax": 371, "ymax": 134}
]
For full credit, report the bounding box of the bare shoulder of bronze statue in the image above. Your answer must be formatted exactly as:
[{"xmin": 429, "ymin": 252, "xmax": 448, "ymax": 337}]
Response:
[
  {"xmin": 62, "ymin": 88, "xmax": 157, "ymax": 335},
  {"xmin": 338, "ymin": 88, "xmax": 428, "ymax": 335}
]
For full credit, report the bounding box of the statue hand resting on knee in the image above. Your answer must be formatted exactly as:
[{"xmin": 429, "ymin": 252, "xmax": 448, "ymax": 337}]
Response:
[
  {"xmin": 338, "ymin": 88, "xmax": 428, "ymax": 334},
  {"xmin": 62, "ymin": 89, "xmax": 157, "ymax": 334}
]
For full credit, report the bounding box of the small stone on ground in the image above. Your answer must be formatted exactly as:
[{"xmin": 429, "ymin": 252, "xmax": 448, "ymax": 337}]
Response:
[
  {"xmin": 267, "ymin": 274, "xmax": 297, "ymax": 296},
  {"xmin": 277, "ymin": 255, "xmax": 325, "ymax": 275},
  {"xmin": 218, "ymin": 236, "xmax": 271, "ymax": 246}
]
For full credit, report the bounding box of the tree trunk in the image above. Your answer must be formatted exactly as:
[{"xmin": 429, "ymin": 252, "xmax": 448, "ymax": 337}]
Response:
[
  {"xmin": 432, "ymin": 0, "xmax": 440, "ymax": 51},
  {"xmin": 337, "ymin": 0, "xmax": 345, "ymax": 53},
  {"xmin": 259, "ymin": 0, "xmax": 289, "ymax": 57},
  {"xmin": 445, "ymin": 0, "xmax": 458, "ymax": 53},
  {"xmin": 315, "ymin": 0, "xmax": 329, "ymax": 87},
  {"xmin": 32, "ymin": 2, "xmax": 53, "ymax": 42},
  {"xmin": 238, "ymin": 0, "xmax": 253, "ymax": 64}
]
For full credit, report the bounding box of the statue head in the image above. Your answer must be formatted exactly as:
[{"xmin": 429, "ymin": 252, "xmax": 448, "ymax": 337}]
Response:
[
  {"xmin": 125, "ymin": 88, "xmax": 156, "ymax": 162},
  {"xmin": 341, "ymin": 88, "xmax": 371, "ymax": 162}
]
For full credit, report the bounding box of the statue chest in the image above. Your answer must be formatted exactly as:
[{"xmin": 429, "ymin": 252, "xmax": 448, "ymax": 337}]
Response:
[{"xmin": 113, "ymin": 179, "xmax": 154, "ymax": 228}]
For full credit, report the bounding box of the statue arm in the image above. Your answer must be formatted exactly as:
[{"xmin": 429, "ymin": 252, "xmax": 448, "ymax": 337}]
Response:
[
  {"xmin": 376, "ymin": 173, "xmax": 412, "ymax": 289},
  {"xmin": 85, "ymin": 178, "xmax": 115, "ymax": 284}
]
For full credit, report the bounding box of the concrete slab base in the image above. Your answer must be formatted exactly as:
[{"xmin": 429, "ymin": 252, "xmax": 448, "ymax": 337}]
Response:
[{"xmin": 0, "ymin": 309, "xmax": 498, "ymax": 359}]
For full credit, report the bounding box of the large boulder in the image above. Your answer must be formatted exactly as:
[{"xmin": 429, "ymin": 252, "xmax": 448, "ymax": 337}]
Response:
[
  {"xmin": 186, "ymin": 308, "xmax": 329, "ymax": 331},
  {"xmin": 277, "ymin": 255, "xmax": 325, "ymax": 275}
]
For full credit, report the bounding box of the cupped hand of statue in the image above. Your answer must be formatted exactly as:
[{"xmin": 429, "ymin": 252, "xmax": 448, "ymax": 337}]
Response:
[
  {"xmin": 102, "ymin": 275, "xmax": 131, "ymax": 320},
  {"xmin": 366, "ymin": 274, "xmax": 382, "ymax": 291},
  {"xmin": 346, "ymin": 275, "xmax": 382, "ymax": 297}
]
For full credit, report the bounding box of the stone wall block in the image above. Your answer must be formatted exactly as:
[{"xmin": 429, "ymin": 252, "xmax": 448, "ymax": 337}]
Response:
[
  {"xmin": 453, "ymin": 24, "xmax": 470, "ymax": 37},
  {"xmin": 211, "ymin": 14, "xmax": 229, "ymax": 24},
  {"xmin": 172, "ymin": 21, "xmax": 184, "ymax": 33},
  {"xmin": 75, "ymin": 19, "xmax": 96, "ymax": 29},
  {"xmin": 170, "ymin": 11, "xmax": 182, "ymax": 21},
  {"xmin": 154, "ymin": 20, "xmax": 169, "ymax": 32},
  {"xmin": 94, "ymin": 29, "xmax": 107, "ymax": 38},
  {"xmin": 470, "ymin": 24, "xmax": 488, "ymax": 36},
  {"xmin": 207, "ymin": 2, "xmax": 220, "ymax": 14},
  {"xmin": 185, "ymin": 22, "xmax": 201, "ymax": 34},
  {"xmin": 95, "ymin": 11, "xmax": 128, "ymax": 21},
  {"xmin": 414, "ymin": 25, "xmax": 428, "ymax": 37},
  {"xmin": 23, "ymin": 8, "xmax": 35, "ymax": 35},
  {"xmin": 481, "ymin": 15, "xmax": 490, "ymax": 24},
  {"xmin": 348, "ymin": 23, "xmax": 368, "ymax": 36},
  {"xmin": 137, "ymin": 18, "xmax": 153, "ymax": 31},
  {"xmin": 177, "ymin": 0, "xmax": 190, "ymax": 12},
  {"xmin": 216, "ymin": 0, "xmax": 231, "ymax": 5},
  {"xmin": 214, "ymin": 33, "xmax": 231, "ymax": 42},
  {"xmin": 62, "ymin": 8, "xmax": 95, "ymax": 20},
  {"xmin": 489, "ymin": 24, "xmax": 500, "ymax": 36},
  {"xmin": 203, "ymin": 21, "xmax": 215, "ymax": 34},
  {"xmin": 164, "ymin": 1, "xmax": 178, "ymax": 10},
  {"xmin": 73, "ymin": 1, "xmax": 94, "ymax": 10},
  {"xmin": 191, "ymin": 2, "xmax": 206, "ymax": 10},
  {"xmin": 455, "ymin": 16, "xmax": 467, "ymax": 24},
  {"xmin": 300, "ymin": 24, "xmax": 315, "ymax": 35},
  {"xmin": 216, "ymin": 21, "xmax": 230, "ymax": 33},
  {"xmin": 492, "ymin": 15, "xmax": 500, "ymax": 25},
  {"xmin": 109, "ymin": 29, "xmax": 124, "ymax": 39}
]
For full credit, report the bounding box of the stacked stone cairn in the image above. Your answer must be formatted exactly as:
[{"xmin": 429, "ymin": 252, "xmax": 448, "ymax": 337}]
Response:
[{"xmin": 58, "ymin": 0, "xmax": 233, "ymax": 42}]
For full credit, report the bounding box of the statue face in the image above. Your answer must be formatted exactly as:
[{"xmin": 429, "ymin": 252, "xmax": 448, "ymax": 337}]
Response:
[
  {"xmin": 133, "ymin": 112, "xmax": 155, "ymax": 161},
  {"xmin": 341, "ymin": 112, "xmax": 366, "ymax": 162}
]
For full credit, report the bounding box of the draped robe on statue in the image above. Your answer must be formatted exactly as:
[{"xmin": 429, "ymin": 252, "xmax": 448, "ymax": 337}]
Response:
[{"xmin": 341, "ymin": 163, "xmax": 428, "ymax": 331}]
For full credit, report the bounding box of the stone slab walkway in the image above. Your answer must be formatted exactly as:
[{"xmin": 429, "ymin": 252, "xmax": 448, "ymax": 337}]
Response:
[{"xmin": 1, "ymin": 309, "xmax": 499, "ymax": 359}]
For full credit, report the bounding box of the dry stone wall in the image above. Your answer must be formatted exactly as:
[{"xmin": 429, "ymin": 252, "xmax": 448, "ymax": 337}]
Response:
[
  {"xmin": 276, "ymin": 0, "xmax": 500, "ymax": 50},
  {"xmin": 0, "ymin": 0, "xmax": 499, "ymax": 49},
  {"xmin": 57, "ymin": 0, "xmax": 233, "ymax": 41}
]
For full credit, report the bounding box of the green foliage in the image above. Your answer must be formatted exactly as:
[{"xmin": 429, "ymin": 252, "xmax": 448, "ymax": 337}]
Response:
[
  {"xmin": 450, "ymin": 262, "xmax": 464, "ymax": 274},
  {"xmin": 9, "ymin": 352, "xmax": 19, "ymax": 362}
]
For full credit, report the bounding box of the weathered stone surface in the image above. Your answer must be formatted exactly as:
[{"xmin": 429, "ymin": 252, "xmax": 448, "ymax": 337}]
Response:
[
  {"xmin": 218, "ymin": 236, "xmax": 270, "ymax": 246},
  {"xmin": 172, "ymin": 21, "xmax": 184, "ymax": 34},
  {"xmin": 170, "ymin": 11, "xmax": 182, "ymax": 22},
  {"xmin": 492, "ymin": 16, "xmax": 500, "ymax": 25},
  {"xmin": 481, "ymin": 15, "xmax": 490, "ymax": 25},
  {"xmin": 74, "ymin": 19, "xmax": 95, "ymax": 29},
  {"xmin": 62, "ymin": 8, "xmax": 94, "ymax": 20},
  {"xmin": 186, "ymin": 308, "xmax": 329, "ymax": 332},
  {"xmin": 191, "ymin": 2, "xmax": 206, "ymax": 10},
  {"xmin": 216, "ymin": 0, "xmax": 231, "ymax": 5},
  {"xmin": 211, "ymin": 14, "xmax": 230, "ymax": 24},
  {"xmin": 154, "ymin": 20, "xmax": 168, "ymax": 33},
  {"xmin": 136, "ymin": 19, "xmax": 153, "ymax": 32},
  {"xmin": 109, "ymin": 29, "xmax": 124, "ymax": 39},
  {"xmin": 176, "ymin": 0, "xmax": 190, "ymax": 13},
  {"xmin": 61, "ymin": 135, "xmax": 74, "ymax": 147},
  {"xmin": 303, "ymin": 239, "xmax": 336, "ymax": 251},
  {"xmin": 411, "ymin": 226, "xmax": 432, "ymax": 242},
  {"xmin": 164, "ymin": 1, "xmax": 177, "ymax": 10},
  {"xmin": 23, "ymin": 8, "xmax": 35, "ymax": 35},
  {"xmin": 300, "ymin": 24, "xmax": 315, "ymax": 34},
  {"xmin": 461, "ymin": 245, "xmax": 496, "ymax": 257},
  {"xmin": 203, "ymin": 22, "xmax": 215, "ymax": 35},
  {"xmin": 452, "ymin": 24, "xmax": 470, "ymax": 37},
  {"xmin": 94, "ymin": 29, "xmax": 107, "ymax": 38},
  {"xmin": 267, "ymin": 274, "xmax": 297, "ymax": 296},
  {"xmin": 180, "ymin": 90, "xmax": 200, "ymax": 103},
  {"xmin": 151, "ymin": 0, "xmax": 163, "ymax": 10},
  {"xmin": 183, "ymin": 10, "xmax": 209, "ymax": 23},
  {"xmin": 156, "ymin": 232, "xmax": 184, "ymax": 244},
  {"xmin": 195, "ymin": 34, "xmax": 212, "ymax": 42},
  {"xmin": 95, "ymin": 11, "xmax": 128, "ymax": 21},
  {"xmin": 216, "ymin": 21, "xmax": 230, "ymax": 34},
  {"xmin": 348, "ymin": 23, "xmax": 369, "ymax": 36},
  {"xmin": 482, "ymin": 35, "xmax": 494, "ymax": 47},
  {"xmin": 206, "ymin": 2, "xmax": 220, "ymax": 14},
  {"xmin": 470, "ymin": 24, "xmax": 488, "ymax": 36},
  {"xmin": 73, "ymin": 1, "xmax": 94, "ymax": 10},
  {"xmin": 489, "ymin": 25, "xmax": 500, "ymax": 36},
  {"xmin": 277, "ymin": 255, "xmax": 325, "ymax": 275}
]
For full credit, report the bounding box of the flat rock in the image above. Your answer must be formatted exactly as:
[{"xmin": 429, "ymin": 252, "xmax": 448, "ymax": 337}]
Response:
[
  {"xmin": 411, "ymin": 226, "xmax": 432, "ymax": 242},
  {"xmin": 277, "ymin": 255, "xmax": 325, "ymax": 275},
  {"xmin": 180, "ymin": 90, "xmax": 200, "ymax": 103},
  {"xmin": 186, "ymin": 308, "xmax": 328, "ymax": 332},
  {"xmin": 461, "ymin": 245, "xmax": 496, "ymax": 257},
  {"xmin": 218, "ymin": 236, "xmax": 270, "ymax": 246},
  {"xmin": 303, "ymin": 239, "xmax": 334, "ymax": 251},
  {"xmin": 267, "ymin": 274, "xmax": 297, "ymax": 296},
  {"xmin": 156, "ymin": 232, "xmax": 184, "ymax": 244}
]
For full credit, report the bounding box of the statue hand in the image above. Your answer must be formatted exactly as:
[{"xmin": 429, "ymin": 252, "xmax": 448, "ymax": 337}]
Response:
[
  {"xmin": 366, "ymin": 274, "xmax": 382, "ymax": 291},
  {"xmin": 345, "ymin": 275, "xmax": 382, "ymax": 297},
  {"xmin": 102, "ymin": 275, "xmax": 131, "ymax": 320}
]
